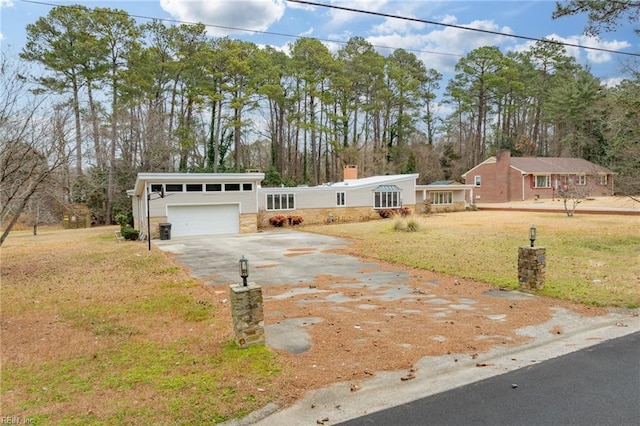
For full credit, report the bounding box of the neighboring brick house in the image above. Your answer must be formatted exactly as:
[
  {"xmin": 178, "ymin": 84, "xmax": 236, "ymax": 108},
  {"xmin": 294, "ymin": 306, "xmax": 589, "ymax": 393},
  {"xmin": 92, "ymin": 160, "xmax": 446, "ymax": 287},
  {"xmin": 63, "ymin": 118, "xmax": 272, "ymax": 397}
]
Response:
[{"xmin": 462, "ymin": 150, "xmax": 614, "ymax": 203}]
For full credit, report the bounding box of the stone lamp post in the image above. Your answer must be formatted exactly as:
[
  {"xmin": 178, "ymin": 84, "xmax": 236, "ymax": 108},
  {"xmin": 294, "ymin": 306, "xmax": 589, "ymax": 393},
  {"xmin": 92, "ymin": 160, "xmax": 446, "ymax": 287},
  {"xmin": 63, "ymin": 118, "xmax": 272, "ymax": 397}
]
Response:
[
  {"xmin": 230, "ymin": 256, "xmax": 265, "ymax": 348},
  {"xmin": 518, "ymin": 224, "xmax": 546, "ymax": 290}
]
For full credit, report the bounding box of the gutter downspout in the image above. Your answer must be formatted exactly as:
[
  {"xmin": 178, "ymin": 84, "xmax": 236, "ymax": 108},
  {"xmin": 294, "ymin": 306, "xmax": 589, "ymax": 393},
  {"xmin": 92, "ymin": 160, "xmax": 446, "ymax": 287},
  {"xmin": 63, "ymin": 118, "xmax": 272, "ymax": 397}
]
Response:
[{"xmin": 146, "ymin": 183, "xmax": 151, "ymax": 251}]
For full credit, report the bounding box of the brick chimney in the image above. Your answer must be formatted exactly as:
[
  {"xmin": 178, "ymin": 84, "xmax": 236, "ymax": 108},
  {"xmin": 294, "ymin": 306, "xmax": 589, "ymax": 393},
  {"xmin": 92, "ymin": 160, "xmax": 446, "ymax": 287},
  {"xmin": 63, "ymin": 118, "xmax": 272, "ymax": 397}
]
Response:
[
  {"xmin": 496, "ymin": 150, "xmax": 511, "ymax": 202},
  {"xmin": 343, "ymin": 165, "xmax": 358, "ymax": 181},
  {"xmin": 496, "ymin": 149, "xmax": 511, "ymax": 163}
]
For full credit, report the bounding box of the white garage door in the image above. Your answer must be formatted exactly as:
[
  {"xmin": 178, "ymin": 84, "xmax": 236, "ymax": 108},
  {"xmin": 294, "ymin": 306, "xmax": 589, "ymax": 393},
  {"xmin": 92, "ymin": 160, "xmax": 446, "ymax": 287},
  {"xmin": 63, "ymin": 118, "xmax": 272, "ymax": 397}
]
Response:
[{"xmin": 167, "ymin": 204, "xmax": 239, "ymax": 237}]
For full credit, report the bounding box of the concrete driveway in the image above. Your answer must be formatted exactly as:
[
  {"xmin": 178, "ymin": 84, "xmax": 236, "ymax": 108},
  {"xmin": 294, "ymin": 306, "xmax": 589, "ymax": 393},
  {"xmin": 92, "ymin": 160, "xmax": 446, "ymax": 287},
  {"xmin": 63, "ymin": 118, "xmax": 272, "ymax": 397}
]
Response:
[
  {"xmin": 154, "ymin": 229, "xmax": 640, "ymax": 426},
  {"xmin": 154, "ymin": 229, "xmax": 409, "ymax": 288}
]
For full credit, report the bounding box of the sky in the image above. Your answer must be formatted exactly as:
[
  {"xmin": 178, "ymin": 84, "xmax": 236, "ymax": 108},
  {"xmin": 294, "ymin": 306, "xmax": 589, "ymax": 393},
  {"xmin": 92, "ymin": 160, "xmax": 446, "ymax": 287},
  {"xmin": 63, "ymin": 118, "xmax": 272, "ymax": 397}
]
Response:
[{"xmin": 1, "ymin": 0, "xmax": 638, "ymax": 89}]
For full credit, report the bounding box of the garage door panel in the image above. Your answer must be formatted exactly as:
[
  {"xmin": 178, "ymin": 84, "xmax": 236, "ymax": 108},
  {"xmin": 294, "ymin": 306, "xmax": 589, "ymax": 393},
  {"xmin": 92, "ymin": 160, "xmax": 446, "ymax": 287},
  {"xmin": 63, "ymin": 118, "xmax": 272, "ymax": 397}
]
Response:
[{"xmin": 167, "ymin": 204, "xmax": 239, "ymax": 237}]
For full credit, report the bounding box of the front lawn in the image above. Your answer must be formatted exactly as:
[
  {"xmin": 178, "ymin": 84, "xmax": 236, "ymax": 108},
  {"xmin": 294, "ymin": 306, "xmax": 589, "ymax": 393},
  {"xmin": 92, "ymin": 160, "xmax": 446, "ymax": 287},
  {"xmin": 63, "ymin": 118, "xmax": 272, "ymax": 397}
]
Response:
[
  {"xmin": 305, "ymin": 210, "xmax": 640, "ymax": 308},
  {"xmin": 1, "ymin": 227, "xmax": 285, "ymax": 425}
]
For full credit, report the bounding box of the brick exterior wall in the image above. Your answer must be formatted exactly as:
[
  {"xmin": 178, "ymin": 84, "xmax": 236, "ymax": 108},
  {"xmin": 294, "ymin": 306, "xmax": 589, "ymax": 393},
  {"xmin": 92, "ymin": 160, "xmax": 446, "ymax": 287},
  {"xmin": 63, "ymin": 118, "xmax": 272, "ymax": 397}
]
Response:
[{"xmin": 465, "ymin": 161, "xmax": 508, "ymax": 203}]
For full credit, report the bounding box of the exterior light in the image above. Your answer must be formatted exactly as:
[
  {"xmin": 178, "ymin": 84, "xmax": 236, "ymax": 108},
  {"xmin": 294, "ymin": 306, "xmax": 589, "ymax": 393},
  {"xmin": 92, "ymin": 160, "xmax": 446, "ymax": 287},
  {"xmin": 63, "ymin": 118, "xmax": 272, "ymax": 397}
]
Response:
[
  {"xmin": 239, "ymin": 255, "xmax": 249, "ymax": 286},
  {"xmin": 529, "ymin": 224, "xmax": 537, "ymax": 247}
]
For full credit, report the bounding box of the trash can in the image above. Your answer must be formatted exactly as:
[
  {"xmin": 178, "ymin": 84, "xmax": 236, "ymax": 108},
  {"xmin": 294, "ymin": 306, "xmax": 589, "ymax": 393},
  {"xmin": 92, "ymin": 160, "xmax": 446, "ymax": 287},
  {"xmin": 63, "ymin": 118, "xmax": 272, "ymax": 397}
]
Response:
[{"xmin": 159, "ymin": 223, "xmax": 172, "ymax": 240}]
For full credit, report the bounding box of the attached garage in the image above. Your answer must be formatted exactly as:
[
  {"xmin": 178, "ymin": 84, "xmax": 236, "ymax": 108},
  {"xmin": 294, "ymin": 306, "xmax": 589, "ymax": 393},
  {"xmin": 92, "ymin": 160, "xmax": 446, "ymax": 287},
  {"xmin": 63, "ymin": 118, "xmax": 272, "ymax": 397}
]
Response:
[{"xmin": 167, "ymin": 204, "xmax": 239, "ymax": 237}]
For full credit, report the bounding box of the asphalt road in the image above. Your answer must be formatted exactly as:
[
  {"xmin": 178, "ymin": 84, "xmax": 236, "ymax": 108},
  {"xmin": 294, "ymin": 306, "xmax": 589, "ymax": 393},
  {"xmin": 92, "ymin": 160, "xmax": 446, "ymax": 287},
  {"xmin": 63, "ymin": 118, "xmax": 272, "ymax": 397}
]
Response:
[{"xmin": 339, "ymin": 331, "xmax": 640, "ymax": 426}]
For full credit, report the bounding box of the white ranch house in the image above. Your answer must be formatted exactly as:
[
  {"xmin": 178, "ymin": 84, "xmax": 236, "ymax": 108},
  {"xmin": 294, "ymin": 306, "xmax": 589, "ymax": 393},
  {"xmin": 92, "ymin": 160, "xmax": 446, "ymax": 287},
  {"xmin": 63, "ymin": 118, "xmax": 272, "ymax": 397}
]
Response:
[{"xmin": 129, "ymin": 167, "xmax": 472, "ymax": 239}]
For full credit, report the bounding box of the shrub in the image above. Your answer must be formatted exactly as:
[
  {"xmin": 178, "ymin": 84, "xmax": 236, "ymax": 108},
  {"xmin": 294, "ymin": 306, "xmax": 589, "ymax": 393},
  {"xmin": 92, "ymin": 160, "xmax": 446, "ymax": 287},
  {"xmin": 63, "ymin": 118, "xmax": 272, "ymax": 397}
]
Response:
[
  {"xmin": 393, "ymin": 216, "xmax": 420, "ymax": 232},
  {"xmin": 269, "ymin": 215, "xmax": 287, "ymax": 227},
  {"xmin": 406, "ymin": 217, "xmax": 420, "ymax": 232},
  {"xmin": 287, "ymin": 215, "xmax": 304, "ymax": 226},
  {"xmin": 121, "ymin": 226, "xmax": 140, "ymax": 240},
  {"xmin": 379, "ymin": 207, "xmax": 411, "ymax": 218},
  {"xmin": 393, "ymin": 217, "xmax": 407, "ymax": 231},
  {"xmin": 114, "ymin": 212, "xmax": 133, "ymax": 227}
]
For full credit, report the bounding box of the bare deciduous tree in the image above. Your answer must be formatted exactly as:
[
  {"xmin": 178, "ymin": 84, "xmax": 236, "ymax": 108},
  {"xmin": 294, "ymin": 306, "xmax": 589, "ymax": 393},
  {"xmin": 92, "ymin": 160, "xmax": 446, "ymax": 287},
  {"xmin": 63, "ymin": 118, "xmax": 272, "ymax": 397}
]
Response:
[{"xmin": 0, "ymin": 55, "xmax": 70, "ymax": 246}]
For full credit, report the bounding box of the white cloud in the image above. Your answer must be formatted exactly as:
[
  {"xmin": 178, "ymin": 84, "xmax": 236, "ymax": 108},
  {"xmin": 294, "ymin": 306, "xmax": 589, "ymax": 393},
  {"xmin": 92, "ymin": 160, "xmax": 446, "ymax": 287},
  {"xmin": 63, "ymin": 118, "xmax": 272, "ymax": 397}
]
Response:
[
  {"xmin": 602, "ymin": 77, "xmax": 623, "ymax": 88},
  {"xmin": 372, "ymin": 15, "xmax": 426, "ymax": 35},
  {"xmin": 327, "ymin": 0, "xmax": 388, "ymax": 28},
  {"xmin": 515, "ymin": 33, "xmax": 632, "ymax": 65},
  {"xmin": 362, "ymin": 17, "xmax": 514, "ymax": 73},
  {"xmin": 440, "ymin": 15, "xmax": 458, "ymax": 26},
  {"xmin": 159, "ymin": 0, "xmax": 285, "ymax": 37},
  {"xmin": 298, "ymin": 27, "xmax": 314, "ymax": 37},
  {"xmin": 0, "ymin": 0, "xmax": 14, "ymax": 9}
]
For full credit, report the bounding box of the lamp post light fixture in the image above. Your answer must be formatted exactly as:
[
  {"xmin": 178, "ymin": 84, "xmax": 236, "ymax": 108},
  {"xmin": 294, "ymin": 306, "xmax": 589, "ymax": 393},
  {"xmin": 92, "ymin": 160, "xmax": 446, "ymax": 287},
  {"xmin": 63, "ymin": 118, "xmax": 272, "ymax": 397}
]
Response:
[
  {"xmin": 239, "ymin": 255, "xmax": 249, "ymax": 286},
  {"xmin": 529, "ymin": 224, "xmax": 537, "ymax": 247}
]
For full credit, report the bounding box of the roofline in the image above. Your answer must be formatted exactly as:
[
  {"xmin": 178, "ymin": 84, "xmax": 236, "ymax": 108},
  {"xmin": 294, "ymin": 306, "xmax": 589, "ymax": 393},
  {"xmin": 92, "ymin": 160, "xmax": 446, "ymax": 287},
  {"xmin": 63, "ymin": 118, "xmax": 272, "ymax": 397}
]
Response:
[
  {"xmin": 416, "ymin": 184, "xmax": 475, "ymax": 190},
  {"xmin": 461, "ymin": 157, "xmax": 496, "ymax": 178},
  {"xmin": 260, "ymin": 174, "xmax": 419, "ymax": 192}
]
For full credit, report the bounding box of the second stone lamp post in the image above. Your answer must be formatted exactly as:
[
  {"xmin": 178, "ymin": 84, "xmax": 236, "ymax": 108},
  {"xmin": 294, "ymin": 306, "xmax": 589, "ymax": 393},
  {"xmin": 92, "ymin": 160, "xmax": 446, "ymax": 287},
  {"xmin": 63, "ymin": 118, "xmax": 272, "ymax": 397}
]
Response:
[{"xmin": 519, "ymin": 224, "xmax": 545, "ymax": 290}]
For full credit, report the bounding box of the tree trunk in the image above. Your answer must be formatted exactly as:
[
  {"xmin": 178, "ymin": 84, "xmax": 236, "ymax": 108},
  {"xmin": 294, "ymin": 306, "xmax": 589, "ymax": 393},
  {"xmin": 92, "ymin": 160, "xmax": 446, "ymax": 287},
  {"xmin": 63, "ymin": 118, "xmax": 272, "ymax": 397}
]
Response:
[
  {"xmin": 72, "ymin": 76, "xmax": 83, "ymax": 176},
  {"xmin": 106, "ymin": 63, "xmax": 118, "ymax": 225}
]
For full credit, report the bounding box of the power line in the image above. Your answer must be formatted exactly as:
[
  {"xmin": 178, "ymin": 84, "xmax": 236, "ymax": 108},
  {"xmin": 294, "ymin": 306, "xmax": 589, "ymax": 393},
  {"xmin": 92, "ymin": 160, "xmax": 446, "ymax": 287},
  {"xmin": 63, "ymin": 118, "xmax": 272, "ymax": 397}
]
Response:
[
  {"xmin": 287, "ymin": 0, "xmax": 640, "ymax": 58},
  {"xmin": 19, "ymin": 0, "xmax": 462, "ymax": 58}
]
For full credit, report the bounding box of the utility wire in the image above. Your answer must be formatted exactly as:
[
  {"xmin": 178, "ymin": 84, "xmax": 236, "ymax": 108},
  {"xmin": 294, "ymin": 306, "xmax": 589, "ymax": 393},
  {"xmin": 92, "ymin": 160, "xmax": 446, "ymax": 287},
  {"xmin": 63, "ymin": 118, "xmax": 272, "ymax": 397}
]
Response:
[
  {"xmin": 19, "ymin": 0, "xmax": 462, "ymax": 58},
  {"xmin": 287, "ymin": 0, "xmax": 640, "ymax": 57}
]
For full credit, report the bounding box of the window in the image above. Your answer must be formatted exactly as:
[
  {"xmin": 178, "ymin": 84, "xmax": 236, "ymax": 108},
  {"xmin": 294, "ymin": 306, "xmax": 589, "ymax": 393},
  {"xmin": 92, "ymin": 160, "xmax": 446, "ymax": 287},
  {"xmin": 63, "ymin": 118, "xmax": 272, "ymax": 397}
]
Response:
[
  {"xmin": 474, "ymin": 176, "xmax": 481, "ymax": 186},
  {"xmin": 534, "ymin": 175, "xmax": 550, "ymax": 188},
  {"xmin": 575, "ymin": 175, "xmax": 586, "ymax": 186},
  {"xmin": 225, "ymin": 183, "xmax": 241, "ymax": 191},
  {"xmin": 186, "ymin": 184, "xmax": 202, "ymax": 192},
  {"xmin": 165, "ymin": 184, "xmax": 183, "ymax": 192},
  {"xmin": 243, "ymin": 183, "xmax": 253, "ymax": 191},
  {"xmin": 430, "ymin": 191, "xmax": 453, "ymax": 205},
  {"xmin": 336, "ymin": 191, "xmax": 345, "ymax": 206},
  {"xmin": 206, "ymin": 183, "xmax": 222, "ymax": 192},
  {"xmin": 150, "ymin": 184, "xmax": 163, "ymax": 193},
  {"xmin": 374, "ymin": 190, "xmax": 401, "ymax": 209},
  {"xmin": 266, "ymin": 193, "xmax": 295, "ymax": 211},
  {"xmin": 599, "ymin": 175, "xmax": 607, "ymax": 186}
]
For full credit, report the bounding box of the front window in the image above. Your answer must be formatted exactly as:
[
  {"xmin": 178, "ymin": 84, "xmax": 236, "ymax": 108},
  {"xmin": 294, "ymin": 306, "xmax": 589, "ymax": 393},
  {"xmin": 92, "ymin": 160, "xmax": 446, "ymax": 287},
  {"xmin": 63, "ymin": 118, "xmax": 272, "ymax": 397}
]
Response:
[
  {"xmin": 575, "ymin": 175, "xmax": 586, "ymax": 186},
  {"xmin": 225, "ymin": 183, "xmax": 241, "ymax": 191},
  {"xmin": 430, "ymin": 191, "xmax": 453, "ymax": 205},
  {"xmin": 336, "ymin": 191, "xmax": 345, "ymax": 206},
  {"xmin": 165, "ymin": 184, "xmax": 183, "ymax": 192},
  {"xmin": 374, "ymin": 191, "xmax": 401, "ymax": 209},
  {"xmin": 534, "ymin": 175, "xmax": 550, "ymax": 188},
  {"xmin": 474, "ymin": 176, "xmax": 481, "ymax": 186},
  {"xmin": 599, "ymin": 175, "xmax": 607, "ymax": 186},
  {"xmin": 266, "ymin": 193, "xmax": 295, "ymax": 211}
]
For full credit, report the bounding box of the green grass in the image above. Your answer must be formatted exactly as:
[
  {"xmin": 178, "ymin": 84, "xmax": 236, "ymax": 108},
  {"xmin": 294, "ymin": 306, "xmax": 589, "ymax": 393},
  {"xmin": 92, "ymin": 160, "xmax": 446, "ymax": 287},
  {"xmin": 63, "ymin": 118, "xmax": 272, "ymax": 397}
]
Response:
[
  {"xmin": 306, "ymin": 211, "xmax": 640, "ymax": 308},
  {"xmin": 2, "ymin": 339, "xmax": 280, "ymax": 425},
  {"xmin": 1, "ymin": 227, "xmax": 284, "ymax": 424}
]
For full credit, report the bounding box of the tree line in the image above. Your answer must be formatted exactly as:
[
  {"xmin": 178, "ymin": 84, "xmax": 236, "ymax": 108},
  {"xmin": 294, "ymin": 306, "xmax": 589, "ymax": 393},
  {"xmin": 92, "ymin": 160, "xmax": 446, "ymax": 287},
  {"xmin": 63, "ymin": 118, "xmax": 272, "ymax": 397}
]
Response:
[{"xmin": 2, "ymin": 3, "xmax": 639, "ymax": 237}]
